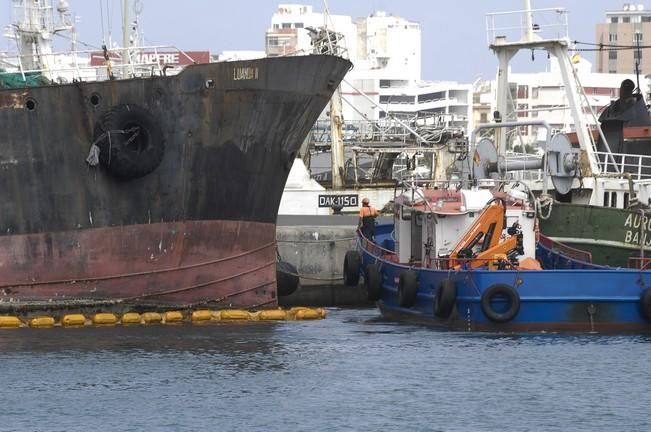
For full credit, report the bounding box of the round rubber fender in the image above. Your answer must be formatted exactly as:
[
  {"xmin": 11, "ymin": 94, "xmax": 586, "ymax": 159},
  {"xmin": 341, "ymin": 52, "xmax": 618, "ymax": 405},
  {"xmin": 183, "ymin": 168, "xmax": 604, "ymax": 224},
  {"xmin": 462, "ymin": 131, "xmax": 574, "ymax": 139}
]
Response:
[
  {"xmin": 94, "ymin": 104, "xmax": 165, "ymax": 179},
  {"xmin": 480, "ymin": 283, "xmax": 521, "ymax": 323},
  {"xmin": 365, "ymin": 263, "xmax": 383, "ymax": 301},
  {"xmin": 640, "ymin": 287, "xmax": 651, "ymax": 322},
  {"xmin": 433, "ymin": 278, "xmax": 457, "ymax": 319},
  {"xmin": 398, "ymin": 269, "xmax": 419, "ymax": 308},
  {"xmin": 276, "ymin": 261, "xmax": 300, "ymax": 297},
  {"xmin": 343, "ymin": 250, "xmax": 361, "ymax": 286}
]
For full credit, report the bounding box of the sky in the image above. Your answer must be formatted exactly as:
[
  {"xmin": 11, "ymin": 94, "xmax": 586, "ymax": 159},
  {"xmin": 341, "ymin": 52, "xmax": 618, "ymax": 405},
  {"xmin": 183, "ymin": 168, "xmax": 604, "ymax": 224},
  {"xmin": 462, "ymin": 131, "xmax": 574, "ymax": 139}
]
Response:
[{"xmin": 0, "ymin": 0, "xmax": 631, "ymax": 82}]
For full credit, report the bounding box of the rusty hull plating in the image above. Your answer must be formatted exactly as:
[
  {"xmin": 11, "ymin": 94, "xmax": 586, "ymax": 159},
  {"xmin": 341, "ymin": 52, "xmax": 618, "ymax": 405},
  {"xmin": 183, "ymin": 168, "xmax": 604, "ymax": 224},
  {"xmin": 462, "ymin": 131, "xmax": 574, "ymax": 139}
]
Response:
[{"xmin": 0, "ymin": 55, "xmax": 352, "ymax": 313}]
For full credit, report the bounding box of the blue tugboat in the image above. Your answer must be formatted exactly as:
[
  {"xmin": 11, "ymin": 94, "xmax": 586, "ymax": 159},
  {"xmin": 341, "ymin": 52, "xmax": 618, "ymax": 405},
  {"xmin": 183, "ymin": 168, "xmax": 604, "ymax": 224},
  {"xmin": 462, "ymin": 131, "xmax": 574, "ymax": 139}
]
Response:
[
  {"xmin": 340, "ymin": 2, "xmax": 651, "ymax": 333},
  {"xmin": 344, "ymin": 182, "xmax": 651, "ymax": 332}
]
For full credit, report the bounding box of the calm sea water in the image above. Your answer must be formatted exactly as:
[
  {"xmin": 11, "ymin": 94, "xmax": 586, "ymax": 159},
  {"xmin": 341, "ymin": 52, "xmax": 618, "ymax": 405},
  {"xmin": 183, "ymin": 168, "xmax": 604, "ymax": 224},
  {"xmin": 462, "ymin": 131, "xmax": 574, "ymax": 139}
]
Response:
[{"xmin": 1, "ymin": 308, "xmax": 650, "ymax": 432}]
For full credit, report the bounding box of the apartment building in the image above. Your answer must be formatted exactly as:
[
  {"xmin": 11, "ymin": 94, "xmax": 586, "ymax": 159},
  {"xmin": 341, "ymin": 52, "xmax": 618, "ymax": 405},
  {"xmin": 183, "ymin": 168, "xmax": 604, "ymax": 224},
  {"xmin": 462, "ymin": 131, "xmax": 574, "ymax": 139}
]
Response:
[{"xmin": 596, "ymin": 3, "xmax": 651, "ymax": 74}]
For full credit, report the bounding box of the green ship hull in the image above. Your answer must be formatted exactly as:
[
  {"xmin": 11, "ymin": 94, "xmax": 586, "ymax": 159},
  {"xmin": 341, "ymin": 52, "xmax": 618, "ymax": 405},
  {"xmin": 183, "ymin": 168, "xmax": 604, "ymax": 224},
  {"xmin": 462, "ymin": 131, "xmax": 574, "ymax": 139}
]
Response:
[{"xmin": 539, "ymin": 203, "xmax": 651, "ymax": 267}]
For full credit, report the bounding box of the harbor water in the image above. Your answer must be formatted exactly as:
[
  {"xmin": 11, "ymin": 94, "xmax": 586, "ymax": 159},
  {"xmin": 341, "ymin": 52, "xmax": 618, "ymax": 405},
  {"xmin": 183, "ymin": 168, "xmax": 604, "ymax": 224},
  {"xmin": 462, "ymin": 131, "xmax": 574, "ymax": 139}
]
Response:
[{"xmin": 1, "ymin": 308, "xmax": 650, "ymax": 431}]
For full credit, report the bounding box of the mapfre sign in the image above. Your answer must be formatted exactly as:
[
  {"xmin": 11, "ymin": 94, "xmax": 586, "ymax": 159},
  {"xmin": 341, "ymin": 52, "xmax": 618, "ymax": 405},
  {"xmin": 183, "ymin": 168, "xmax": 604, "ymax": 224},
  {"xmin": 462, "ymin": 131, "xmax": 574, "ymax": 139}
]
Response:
[{"xmin": 90, "ymin": 50, "xmax": 210, "ymax": 67}]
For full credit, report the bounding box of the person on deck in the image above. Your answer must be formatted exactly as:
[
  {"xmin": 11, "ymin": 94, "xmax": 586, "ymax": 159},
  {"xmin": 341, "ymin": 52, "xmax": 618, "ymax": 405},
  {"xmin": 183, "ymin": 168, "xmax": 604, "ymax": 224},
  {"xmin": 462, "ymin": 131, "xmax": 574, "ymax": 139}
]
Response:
[{"xmin": 358, "ymin": 197, "xmax": 379, "ymax": 240}]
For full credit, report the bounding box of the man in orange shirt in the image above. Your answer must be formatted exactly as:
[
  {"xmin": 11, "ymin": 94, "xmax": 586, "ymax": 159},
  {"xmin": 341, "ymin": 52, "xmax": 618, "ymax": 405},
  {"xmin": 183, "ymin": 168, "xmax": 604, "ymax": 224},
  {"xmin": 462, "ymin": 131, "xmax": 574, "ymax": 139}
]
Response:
[{"xmin": 358, "ymin": 197, "xmax": 379, "ymax": 240}]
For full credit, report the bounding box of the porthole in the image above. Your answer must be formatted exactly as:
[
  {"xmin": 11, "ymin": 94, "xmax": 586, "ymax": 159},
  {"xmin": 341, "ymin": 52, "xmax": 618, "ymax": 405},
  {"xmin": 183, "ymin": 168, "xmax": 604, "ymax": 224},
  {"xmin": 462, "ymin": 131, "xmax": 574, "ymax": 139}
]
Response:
[
  {"xmin": 90, "ymin": 93, "xmax": 101, "ymax": 106},
  {"xmin": 25, "ymin": 98, "xmax": 36, "ymax": 111}
]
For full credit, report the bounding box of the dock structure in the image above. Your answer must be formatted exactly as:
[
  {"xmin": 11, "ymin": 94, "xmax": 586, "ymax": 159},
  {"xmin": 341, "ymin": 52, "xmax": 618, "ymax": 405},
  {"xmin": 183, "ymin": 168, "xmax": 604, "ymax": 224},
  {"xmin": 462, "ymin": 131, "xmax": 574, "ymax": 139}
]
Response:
[{"xmin": 276, "ymin": 215, "xmax": 372, "ymax": 307}]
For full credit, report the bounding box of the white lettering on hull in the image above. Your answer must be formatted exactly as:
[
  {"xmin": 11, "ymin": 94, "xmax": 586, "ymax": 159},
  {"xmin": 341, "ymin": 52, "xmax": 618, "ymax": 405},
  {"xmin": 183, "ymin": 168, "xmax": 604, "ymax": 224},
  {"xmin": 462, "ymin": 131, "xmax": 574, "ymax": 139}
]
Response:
[{"xmin": 233, "ymin": 67, "xmax": 259, "ymax": 81}]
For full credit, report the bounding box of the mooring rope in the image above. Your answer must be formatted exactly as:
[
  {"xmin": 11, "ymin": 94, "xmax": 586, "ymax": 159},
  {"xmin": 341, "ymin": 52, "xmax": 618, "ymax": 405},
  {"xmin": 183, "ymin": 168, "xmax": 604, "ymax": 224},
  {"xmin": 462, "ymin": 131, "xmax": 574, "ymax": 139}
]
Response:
[{"xmin": 275, "ymin": 236, "xmax": 357, "ymax": 244}]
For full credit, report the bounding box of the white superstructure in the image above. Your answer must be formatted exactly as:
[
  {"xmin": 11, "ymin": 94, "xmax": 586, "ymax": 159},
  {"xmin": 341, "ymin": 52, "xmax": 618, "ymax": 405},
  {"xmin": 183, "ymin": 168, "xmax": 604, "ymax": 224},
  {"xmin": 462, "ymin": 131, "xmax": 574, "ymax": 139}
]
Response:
[{"xmin": 1, "ymin": 0, "xmax": 94, "ymax": 82}]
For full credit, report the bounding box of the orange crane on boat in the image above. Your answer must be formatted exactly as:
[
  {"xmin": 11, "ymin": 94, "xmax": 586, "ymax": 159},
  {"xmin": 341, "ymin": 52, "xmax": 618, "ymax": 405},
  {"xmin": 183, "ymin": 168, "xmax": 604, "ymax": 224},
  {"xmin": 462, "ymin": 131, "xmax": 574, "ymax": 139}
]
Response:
[{"xmin": 448, "ymin": 199, "xmax": 524, "ymax": 269}]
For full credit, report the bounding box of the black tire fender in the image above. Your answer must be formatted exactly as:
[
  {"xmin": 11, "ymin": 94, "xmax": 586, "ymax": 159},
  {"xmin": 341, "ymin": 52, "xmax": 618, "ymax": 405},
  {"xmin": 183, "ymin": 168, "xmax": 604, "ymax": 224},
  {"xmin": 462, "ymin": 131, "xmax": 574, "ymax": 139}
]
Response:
[
  {"xmin": 480, "ymin": 283, "xmax": 521, "ymax": 323},
  {"xmin": 276, "ymin": 261, "xmax": 299, "ymax": 297},
  {"xmin": 365, "ymin": 263, "xmax": 383, "ymax": 301},
  {"xmin": 343, "ymin": 250, "xmax": 361, "ymax": 287},
  {"xmin": 434, "ymin": 278, "xmax": 457, "ymax": 319},
  {"xmin": 398, "ymin": 269, "xmax": 418, "ymax": 308},
  {"xmin": 640, "ymin": 287, "xmax": 651, "ymax": 322},
  {"xmin": 94, "ymin": 104, "xmax": 164, "ymax": 179}
]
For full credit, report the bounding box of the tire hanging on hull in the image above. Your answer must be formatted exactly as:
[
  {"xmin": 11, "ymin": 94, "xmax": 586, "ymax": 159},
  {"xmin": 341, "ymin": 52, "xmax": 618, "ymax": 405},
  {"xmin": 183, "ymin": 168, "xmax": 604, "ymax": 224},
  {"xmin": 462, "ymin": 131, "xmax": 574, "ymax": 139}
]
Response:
[
  {"xmin": 398, "ymin": 270, "xmax": 418, "ymax": 308},
  {"xmin": 343, "ymin": 250, "xmax": 361, "ymax": 286},
  {"xmin": 94, "ymin": 104, "xmax": 165, "ymax": 179},
  {"xmin": 641, "ymin": 288, "xmax": 651, "ymax": 323},
  {"xmin": 365, "ymin": 263, "xmax": 383, "ymax": 301},
  {"xmin": 433, "ymin": 279, "xmax": 457, "ymax": 319},
  {"xmin": 276, "ymin": 261, "xmax": 300, "ymax": 297},
  {"xmin": 480, "ymin": 283, "xmax": 520, "ymax": 323}
]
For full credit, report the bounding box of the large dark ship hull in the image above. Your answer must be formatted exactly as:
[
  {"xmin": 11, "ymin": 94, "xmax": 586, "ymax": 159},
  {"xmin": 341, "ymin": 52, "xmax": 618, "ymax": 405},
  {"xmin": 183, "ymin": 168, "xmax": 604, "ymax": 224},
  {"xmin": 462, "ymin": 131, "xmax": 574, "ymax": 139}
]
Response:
[{"xmin": 0, "ymin": 55, "xmax": 351, "ymax": 313}]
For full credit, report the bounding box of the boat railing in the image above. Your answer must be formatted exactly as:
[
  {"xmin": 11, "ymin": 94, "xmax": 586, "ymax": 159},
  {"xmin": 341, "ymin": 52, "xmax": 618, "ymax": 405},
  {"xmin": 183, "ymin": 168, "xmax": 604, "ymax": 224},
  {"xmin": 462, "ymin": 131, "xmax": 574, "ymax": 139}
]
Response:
[
  {"xmin": 594, "ymin": 151, "xmax": 651, "ymax": 181},
  {"xmin": 309, "ymin": 118, "xmax": 457, "ymax": 148},
  {"xmin": 485, "ymin": 7, "xmax": 569, "ymax": 45},
  {"xmin": 358, "ymin": 229, "xmax": 399, "ymax": 262},
  {"xmin": 360, "ymin": 240, "xmax": 540, "ymax": 270},
  {"xmin": 538, "ymin": 234, "xmax": 593, "ymax": 263},
  {"xmin": 627, "ymin": 256, "xmax": 651, "ymax": 270},
  {"xmin": 0, "ymin": 45, "xmax": 204, "ymax": 83}
]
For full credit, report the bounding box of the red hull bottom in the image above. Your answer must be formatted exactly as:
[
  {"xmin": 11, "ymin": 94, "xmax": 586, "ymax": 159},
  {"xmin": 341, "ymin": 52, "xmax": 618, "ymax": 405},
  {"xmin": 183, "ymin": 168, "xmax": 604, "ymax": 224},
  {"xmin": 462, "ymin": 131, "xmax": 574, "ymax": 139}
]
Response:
[{"xmin": 0, "ymin": 220, "xmax": 278, "ymax": 313}]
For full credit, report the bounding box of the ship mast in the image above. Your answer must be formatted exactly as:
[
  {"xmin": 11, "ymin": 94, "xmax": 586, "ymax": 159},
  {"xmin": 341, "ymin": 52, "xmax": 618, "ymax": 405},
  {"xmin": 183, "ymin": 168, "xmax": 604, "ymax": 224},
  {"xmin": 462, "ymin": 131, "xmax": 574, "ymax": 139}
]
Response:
[
  {"xmin": 9, "ymin": 0, "xmax": 72, "ymax": 76},
  {"xmin": 122, "ymin": 0, "xmax": 130, "ymax": 76},
  {"xmin": 322, "ymin": 0, "xmax": 346, "ymax": 190},
  {"xmin": 490, "ymin": 0, "xmax": 600, "ymax": 174}
]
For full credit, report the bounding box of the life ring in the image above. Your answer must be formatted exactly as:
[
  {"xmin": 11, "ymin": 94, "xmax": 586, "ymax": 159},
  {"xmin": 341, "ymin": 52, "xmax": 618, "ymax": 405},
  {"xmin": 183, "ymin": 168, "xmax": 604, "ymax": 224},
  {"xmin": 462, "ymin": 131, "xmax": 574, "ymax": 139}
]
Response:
[
  {"xmin": 398, "ymin": 269, "xmax": 418, "ymax": 308},
  {"xmin": 94, "ymin": 104, "xmax": 164, "ymax": 179},
  {"xmin": 640, "ymin": 288, "xmax": 651, "ymax": 322},
  {"xmin": 480, "ymin": 283, "xmax": 520, "ymax": 323},
  {"xmin": 433, "ymin": 278, "xmax": 457, "ymax": 319},
  {"xmin": 276, "ymin": 261, "xmax": 299, "ymax": 297},
  {"xmin": 343, "ymin": 250, "xmax": 361, "ymax": 286},
  {"xmin": 365, "ymin": 263, "xmax": 383, "ymax": 301}
]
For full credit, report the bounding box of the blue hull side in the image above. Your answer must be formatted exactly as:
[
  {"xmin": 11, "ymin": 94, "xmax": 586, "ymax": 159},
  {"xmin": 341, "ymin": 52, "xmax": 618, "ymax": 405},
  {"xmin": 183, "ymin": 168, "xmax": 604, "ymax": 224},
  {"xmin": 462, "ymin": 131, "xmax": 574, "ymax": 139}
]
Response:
[{"xmin": 361, "ymin": 225, "xmax": 651, "ymax": 333}]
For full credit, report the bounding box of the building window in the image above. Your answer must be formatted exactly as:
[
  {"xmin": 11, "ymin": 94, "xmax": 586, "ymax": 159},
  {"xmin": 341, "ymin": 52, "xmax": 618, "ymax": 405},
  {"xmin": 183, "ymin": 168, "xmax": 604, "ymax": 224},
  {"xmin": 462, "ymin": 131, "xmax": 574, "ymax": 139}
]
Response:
[
  {"xmin": 268, "ymin": 37, "xmax": 279, "ymax": 46},
  {"xmin": 531, "ymin": 87, "xmax": 539, "ymax": 99},
  {"xmin": 594, "ymin": 87, "xmax": 612, "ymax": 96},
  {"xmin": 609, "ymin": 50, "xmax": 618, "ymax": 60},
  {"xmin": 273, "ymin": 24, "xmax": 279, "ymax": 30},
  {"xmin": 611, "ymin": 17, "xmax": 619, "ymax": 23},
  {"xmin": 643, "ymin": 16, "xmax": 651, "ymax": 22},
  {"xmin": 517, "ymin": 103, "xmax": 528, "ymax": 118},
  {"xmin": 295, "ymin": 23, "xmax": 304, "ymax": 28},
  {"xmin": 282, "ymin": 23, "xmax": 291, "ymax": 29},
  {"xmin": 480, "ymin": 112, "xmax": 488, "ymax": 123},
  {"xmin": 623, "ymin": 17, "xmax": 631, "ymax": 23},
  {"xmin": 517, "ymin": 85, "xmax": 529, "ymax": 99},
  {"xmin": 609, "ymin": 33, "xmax": 618, "ymax": 42}
]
